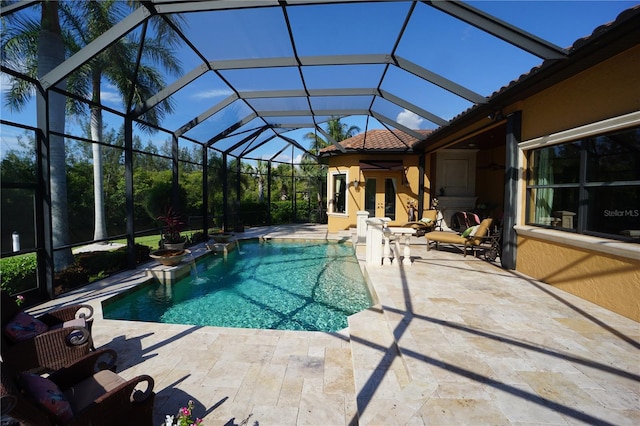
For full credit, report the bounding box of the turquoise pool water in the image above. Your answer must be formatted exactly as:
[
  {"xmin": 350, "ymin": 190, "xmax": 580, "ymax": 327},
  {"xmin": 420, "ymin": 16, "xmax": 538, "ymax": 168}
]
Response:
[{"xmin": 103, "ymin": 240, "xmax": 372, "ymax": 332}]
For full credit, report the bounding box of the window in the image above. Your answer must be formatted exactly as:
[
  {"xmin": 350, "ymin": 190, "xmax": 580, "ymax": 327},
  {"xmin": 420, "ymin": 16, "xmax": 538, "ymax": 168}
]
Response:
[
  {"xmin": 329, "ymin": 172, "xmax": 347, "ymax": 214},
  {"xmin": 526, "ymin": 126, "xmax": 640, "ymax": 240}
]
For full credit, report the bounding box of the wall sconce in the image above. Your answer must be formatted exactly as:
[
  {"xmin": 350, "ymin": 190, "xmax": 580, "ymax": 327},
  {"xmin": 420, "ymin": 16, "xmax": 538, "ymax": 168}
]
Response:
[
  {"xmin": 402, "ymin": 168, "xmax": 410, "ymax": 187},
  {"xmin": 352, "ymin": 180, "xmax": 359, "ymax": 189}
]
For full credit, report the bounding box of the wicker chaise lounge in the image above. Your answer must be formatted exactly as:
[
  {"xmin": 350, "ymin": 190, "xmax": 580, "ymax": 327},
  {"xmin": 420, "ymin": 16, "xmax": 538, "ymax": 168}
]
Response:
[{"xmin": 425, "ymin": 218, "xmax": 493, "ymax": 257}]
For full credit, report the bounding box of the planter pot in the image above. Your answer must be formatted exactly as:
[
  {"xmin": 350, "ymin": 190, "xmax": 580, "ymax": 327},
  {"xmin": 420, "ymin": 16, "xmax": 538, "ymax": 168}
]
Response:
[
  {"xmin": 209, "ymin": 232, "xmax": 234, "ymax": 243},
  {"xmin": 163, "ymin": 241, "xmax": 186, "ymax": 250},
  {"xmin": 149, "ymin": 249, "xmax": 190, "ymax": 266}
]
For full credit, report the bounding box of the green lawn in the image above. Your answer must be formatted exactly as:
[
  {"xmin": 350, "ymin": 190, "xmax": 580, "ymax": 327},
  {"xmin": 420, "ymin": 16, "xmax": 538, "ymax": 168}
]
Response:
[{"xmin": 113, "ymin": 230, "xmax": 206, "ymax": 250}]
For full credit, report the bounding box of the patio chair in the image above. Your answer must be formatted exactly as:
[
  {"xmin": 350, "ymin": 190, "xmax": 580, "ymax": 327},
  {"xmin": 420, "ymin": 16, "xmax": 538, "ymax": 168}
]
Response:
[
  {"xmin": 450, "ymin": 211, "xmax": 481, "ymax": 232},
  {"xmin": 1, "ymin": 290, "xmax": 94, "ymax": 373},
  {"xmin": 402, "ymin": 209, "xmax": 439, "ymax": 237},
  {"xmin": 425, "ymin": 218, "xmax": 493, "ymax": 257},
  {"xmin": 1, "ymin": 349, "xmax": 155, "ymax": 426}
]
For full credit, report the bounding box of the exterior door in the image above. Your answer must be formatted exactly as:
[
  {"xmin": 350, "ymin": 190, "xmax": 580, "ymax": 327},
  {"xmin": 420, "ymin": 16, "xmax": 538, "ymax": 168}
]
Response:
[
  {"xmin": 364, "ymin": 177, "xmax": 397, "ymax": 219},
  {"xmin": 384, "ymin": 178, "xmax": 396, "ymax": 220},
  {"xmin": 365, "ymin": 178, "xmax": 376, "ymax": 217}
]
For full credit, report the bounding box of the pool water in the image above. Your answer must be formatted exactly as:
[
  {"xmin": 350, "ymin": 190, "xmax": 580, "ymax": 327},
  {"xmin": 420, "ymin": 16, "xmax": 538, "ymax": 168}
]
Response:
[{"xmin": 103, "ymin": 240, "xmax": 372, "ymax": 332}]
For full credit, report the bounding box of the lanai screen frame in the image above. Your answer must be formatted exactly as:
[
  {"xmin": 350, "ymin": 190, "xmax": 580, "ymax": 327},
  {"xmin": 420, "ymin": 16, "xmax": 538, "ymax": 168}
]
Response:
[{"xmin": 0, "ymin": 0, "xmax": 569, "ymax": 299}]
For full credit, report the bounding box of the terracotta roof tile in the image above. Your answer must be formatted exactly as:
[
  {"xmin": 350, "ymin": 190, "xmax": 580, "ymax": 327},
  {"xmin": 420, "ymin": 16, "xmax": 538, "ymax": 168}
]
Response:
[{"xmin": 320, "ymin": 129, "xmax": 432, "ymax": 154}]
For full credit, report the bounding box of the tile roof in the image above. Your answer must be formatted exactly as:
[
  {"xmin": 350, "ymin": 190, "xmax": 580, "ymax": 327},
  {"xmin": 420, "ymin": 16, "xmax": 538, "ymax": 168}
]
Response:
[{"xmin": 320, "ymin": 129, "xmax": 432, "ymax": 155}]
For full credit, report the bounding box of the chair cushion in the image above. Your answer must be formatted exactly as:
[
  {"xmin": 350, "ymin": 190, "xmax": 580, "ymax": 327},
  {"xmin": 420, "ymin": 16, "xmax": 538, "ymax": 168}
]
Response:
[
  {"xmin": 50, "ymin": 317, "xmax": 86, "ymax": 330},
  {"xmin": 462, "ymin": 226, "xmax": 478, "ymax": 238},
  {"xmin": 461, "ymin": 223, "xmax": 484, "ymax": 238},
  {"xmin": 64, "ymin": 370, "xmax": 126, "ymax": 414},
  {"xmin": 425, "ymin": 231, "xmax": 467, "ymax": 244},
  {"xmin": 3, "ymin": 312, "xmax": 49, "ymax": 342},
  {"xmin": 19, "ymin": 373, "xmax": 74, "ymax": 423}
]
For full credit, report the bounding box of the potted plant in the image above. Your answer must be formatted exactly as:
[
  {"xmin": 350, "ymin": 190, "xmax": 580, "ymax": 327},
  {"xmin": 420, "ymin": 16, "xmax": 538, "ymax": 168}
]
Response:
[
  {"xmin": 157, "ymin": 207, "xmax": 187, "ymax": 250},
  {"xmin": 150, "ymin": 248, "xmax": 190, "ymax": 266}
]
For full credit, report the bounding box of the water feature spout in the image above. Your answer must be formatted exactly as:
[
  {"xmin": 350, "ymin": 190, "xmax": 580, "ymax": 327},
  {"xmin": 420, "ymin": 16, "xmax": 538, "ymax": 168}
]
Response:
[{"xmin": 190, "ymin": 258, "xmax": 198, "ymax": 279}]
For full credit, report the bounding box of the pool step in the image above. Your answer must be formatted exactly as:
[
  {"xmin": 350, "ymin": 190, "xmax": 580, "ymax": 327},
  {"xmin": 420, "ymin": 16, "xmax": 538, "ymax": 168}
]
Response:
[{"xmin": 347, "ymin": 304, "xmax": 415, "ymax": 425}]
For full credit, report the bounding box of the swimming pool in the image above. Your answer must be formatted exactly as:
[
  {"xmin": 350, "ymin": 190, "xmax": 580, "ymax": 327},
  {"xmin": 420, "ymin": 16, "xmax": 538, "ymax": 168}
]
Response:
[{"xmin": 103, "ymin": 240, "xmax": 372, "ymax": 332}]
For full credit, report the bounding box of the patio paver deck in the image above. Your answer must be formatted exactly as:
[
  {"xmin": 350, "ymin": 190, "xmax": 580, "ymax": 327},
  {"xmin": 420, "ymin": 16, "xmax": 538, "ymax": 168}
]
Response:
[{"xmin": 27, "ymin": 224, "xmax": 639, "ymax": 425}]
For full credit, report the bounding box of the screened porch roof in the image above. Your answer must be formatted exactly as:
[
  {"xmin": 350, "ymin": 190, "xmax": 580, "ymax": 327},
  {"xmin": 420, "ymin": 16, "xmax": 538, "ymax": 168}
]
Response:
[{"xmin": 2, "ymin": 1, "xmax": 637, "ymax": 163}]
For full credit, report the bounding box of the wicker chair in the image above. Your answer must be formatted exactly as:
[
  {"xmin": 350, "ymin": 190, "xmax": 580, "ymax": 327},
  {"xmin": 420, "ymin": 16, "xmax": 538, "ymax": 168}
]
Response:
[
  {"xmin": 1, "ymin": 290, "xmax": 94, "ymax": 373},
  {"xmin": 1, "ymin": 349, "xmax": 155, "ymax": 426}
]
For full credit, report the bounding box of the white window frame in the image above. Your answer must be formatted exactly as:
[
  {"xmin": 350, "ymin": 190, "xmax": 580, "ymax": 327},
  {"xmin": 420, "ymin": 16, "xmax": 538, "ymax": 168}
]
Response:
[
  {"xmin": 515, "ymin": 110, "xmax": 640, "ymax": 260},
  {"xmin": 327, "ymin": 169, "xmax": 349, "ymax": 216}
]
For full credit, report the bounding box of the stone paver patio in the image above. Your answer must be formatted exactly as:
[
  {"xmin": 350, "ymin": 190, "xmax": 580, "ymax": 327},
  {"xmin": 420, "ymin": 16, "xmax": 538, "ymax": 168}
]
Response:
[{"xmin": 29, "ymin": 224, "xmax": 639, "ymax": 425}]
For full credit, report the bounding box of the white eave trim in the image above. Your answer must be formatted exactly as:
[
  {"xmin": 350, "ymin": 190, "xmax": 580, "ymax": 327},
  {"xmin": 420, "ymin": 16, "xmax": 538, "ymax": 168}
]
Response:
[{"xmin": 520, "ymin": 110, "xmax": 640, "ymax": 150}]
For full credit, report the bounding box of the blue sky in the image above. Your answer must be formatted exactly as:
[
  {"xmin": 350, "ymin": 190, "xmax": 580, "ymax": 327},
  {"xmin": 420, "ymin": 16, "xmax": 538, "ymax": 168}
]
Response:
[{"xmin": 1, "ymin": 1, "xmax": 637, "ymax": 163}]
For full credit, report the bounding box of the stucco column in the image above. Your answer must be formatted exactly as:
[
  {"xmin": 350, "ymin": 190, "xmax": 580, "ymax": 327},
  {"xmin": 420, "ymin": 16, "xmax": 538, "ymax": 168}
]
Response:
[
  {"xmin": 365, "ymin": 218, "xmax": 390, "ymax": 266},
  {"xmin": 356, "ymin": 210, "xmax": 370, "ymax": 244}
]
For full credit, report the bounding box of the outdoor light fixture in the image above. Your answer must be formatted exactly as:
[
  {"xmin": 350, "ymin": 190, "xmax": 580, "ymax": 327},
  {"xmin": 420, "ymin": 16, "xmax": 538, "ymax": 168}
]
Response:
[{"xmin": 352, "ymin": 180, "xmax": 359, "ymax": 189}]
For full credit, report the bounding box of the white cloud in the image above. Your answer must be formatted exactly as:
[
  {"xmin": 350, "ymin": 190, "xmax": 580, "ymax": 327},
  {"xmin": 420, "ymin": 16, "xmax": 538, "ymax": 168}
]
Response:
[
  {"xmin": 396, "ymin": 109, "xmax": 424, "ymax": 129},
  {"xmin": 100, "ymin": 90, "xmax": 121, "ymax": 104},
  {"xmin": 191, "ymin": 89, "xmax": 233, "ymax": 100},
  {"xmin": 271, "ymin": 153, "xmax": 303, "ymax": 164}
]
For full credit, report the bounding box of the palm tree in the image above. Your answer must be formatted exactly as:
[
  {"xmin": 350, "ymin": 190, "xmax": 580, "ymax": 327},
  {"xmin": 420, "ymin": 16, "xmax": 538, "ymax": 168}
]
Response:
[
  {"xmin": 3, "ymin": 1, "xmax": 183, "ymax": 244},
  {"xmin": 302, "ymin": 117, "xmax": 359, "ymax": 208},
  {"xmin": 254, "ymin": 159, "xmax": 269, "ymax": 203},
  {"xmin": 2, "ymin": 1, "xmax": 74, "ymax": 271},
  {"xmin": 303, "ymin": 116, "xmax": 360, "ymax": 161},
  {"xmin": 63, "ymin": 1, "xmax": 183, "ymax": 242}
]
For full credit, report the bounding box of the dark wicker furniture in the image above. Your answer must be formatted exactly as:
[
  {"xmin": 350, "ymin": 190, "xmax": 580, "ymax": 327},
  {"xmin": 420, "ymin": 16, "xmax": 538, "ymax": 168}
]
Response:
[
  {"xmin": 1, "ymin": 349, "xmax": 155, "ymax": 426},
  {"xmin": 1, "ymin": 290, "xmax": 94, "ymax": 373}
]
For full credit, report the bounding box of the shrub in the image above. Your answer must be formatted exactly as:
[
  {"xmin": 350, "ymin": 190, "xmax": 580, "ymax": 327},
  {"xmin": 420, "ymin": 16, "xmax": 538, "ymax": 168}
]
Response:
[
  {"xmin": 0, "ymin": 253, "xmax": 37, "ymax": 294},
  {"xmin": 2, "ymin": 245, "xmax": 151, "ymax": 296},
  {"xmin": 238, "ymin": 201, "xmax": 268, "ymax": 226},
  {"xmin": 270, "ymin": 201, "xmax": 292, "ymax": 224}
]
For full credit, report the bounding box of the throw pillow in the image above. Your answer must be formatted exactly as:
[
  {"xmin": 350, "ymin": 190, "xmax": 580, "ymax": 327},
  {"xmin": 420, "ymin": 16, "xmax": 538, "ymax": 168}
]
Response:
[
  {"xmin": 19, "ymin": 373, "xmax": 74, "ymax": 423},
  {"xmin": 420, "ymin": 217, "xmax": 432, "ymax": 223},
  {"xmin": 461, "ymin": 226, "xmax": 475, "ymax": 238},
  {"xmin": 469, "ymin": 225, "xmax": 480, "ymax": 237},
  {"xmin": 3, "ymin": 312, "xmax": 48, "ymax": 342}
]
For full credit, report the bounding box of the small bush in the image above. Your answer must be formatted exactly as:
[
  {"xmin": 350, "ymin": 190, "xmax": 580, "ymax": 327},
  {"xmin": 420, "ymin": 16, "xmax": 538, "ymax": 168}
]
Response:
[
  {"xmin": 54, "ymin": 265, "xmax": 89, "ymax": 296},
  {"xmin": 270, "ymin": 201, "xmax": 293, "ymax": 224},
  {"xmin": 0, "ymin": 253, "xmax": 37, "ymax": 294},
  {"xmin": 2, "ymin": 244, "xmax": 152, "ymax": 296}
]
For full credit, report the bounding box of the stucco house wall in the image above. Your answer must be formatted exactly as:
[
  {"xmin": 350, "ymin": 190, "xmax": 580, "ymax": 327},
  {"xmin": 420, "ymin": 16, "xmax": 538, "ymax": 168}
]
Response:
[
  {"xmin": 514, "ymin": 44, "xmax": 640, "ymax": 321},
  {"xmin": 325, "ymin": 153, "xmax": 426, "ymax": 232}
]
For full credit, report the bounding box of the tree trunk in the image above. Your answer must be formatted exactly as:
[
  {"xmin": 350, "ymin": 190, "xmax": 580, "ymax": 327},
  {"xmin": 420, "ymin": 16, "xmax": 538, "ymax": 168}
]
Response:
[
  {"xmin": 258, "ymin": 177, "xmax": 264, "ymax": 203},
  {"xmin": 39, "ymin": 2, "xmax": 74, "ymax": 271},
  {"xmin": 90, "ymin": 82, "xmax": 107, "ymax": 241}
]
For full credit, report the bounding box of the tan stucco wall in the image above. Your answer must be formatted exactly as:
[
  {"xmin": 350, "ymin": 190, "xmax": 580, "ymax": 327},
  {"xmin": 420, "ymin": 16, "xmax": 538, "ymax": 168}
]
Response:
[
  {"xmin": 325, "ymin": 154, "xmax": 426, "ymax": 232},
  {"xmin": 516, "ymin": 235, "xmax": 640, "ymax": 322},
  {"xmin": 521, "ymin": 44, "xmax": 640, "ymax": 140},
  {"xmin": 513, "ymin": 45, "xmax": 640, "ymax": 322}
]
